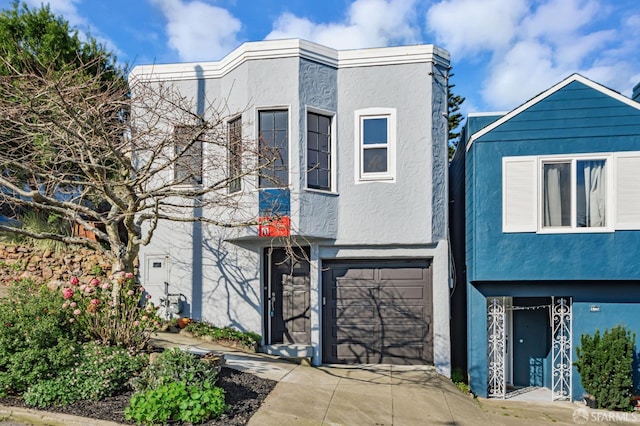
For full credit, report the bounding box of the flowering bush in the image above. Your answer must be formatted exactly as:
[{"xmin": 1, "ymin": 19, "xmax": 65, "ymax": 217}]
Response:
[
  {"xmin": 23, "ymin": 342, "xmax": 148, "ymax": 407},
  {"xmin": 60, "ymin": 272, "xmax": 160, "ymax": 350}
]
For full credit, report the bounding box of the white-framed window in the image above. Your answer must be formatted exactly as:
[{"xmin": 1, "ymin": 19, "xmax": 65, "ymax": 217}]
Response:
[
  {"xmin": 502, "ymin": 152, "xmax": 640, "ymax": 233},
  {"xmin": 540, "ymin": 157, "xmax": 609, "ymax": 231},
  {"xmin": 354, "ymin": 108, "xmax": 396, "ymax": 182}
]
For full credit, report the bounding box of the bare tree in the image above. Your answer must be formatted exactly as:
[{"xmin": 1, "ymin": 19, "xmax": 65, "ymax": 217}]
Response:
[{"xmin": 0, "ymin": 55, "xmax": 272, "ymax": 275}]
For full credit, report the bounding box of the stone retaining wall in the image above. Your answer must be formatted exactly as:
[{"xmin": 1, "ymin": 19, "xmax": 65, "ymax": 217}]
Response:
[{"xmin": 0, "ymin": 243, "xmax": 111, "ymax": 291}]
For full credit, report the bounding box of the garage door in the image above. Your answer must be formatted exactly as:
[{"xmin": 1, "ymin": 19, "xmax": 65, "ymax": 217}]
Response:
[{"xmin": 322, "ymin": 260, "xmax": 433, "ymax": 365}]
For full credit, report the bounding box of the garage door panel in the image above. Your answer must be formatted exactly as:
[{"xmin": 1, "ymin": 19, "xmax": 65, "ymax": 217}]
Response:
[
  {"xmin": 378, "ymin": 286, "xmax": 423, "ymax": 300},
  {"xmin": 335, "ymin": 286, "xmax": 377, "ymax": 300},
  {"xmin": 379, "ymin": 267, "xmax": 426, "ymax": 280},
  {"xmin": 332, "ymin": 324, "xmax": 377, "ymax": 338},
  {"xmin": 323, "ymin": 260, "xmax": 434, "ymax": 365},
  {"xmin": 379, "ymin": 305, "xmax": 425, "ymax": 319},
  {"xmin": 336, "ymin": 343, "xmax": 381, "ymax": 361},
  {"xmin": 333, "ymin": 269, "xmax": 375, "ymax": 280},
  {"xmin": 335, "ymin": 305, "xmax": 376, "ymax": 319}
]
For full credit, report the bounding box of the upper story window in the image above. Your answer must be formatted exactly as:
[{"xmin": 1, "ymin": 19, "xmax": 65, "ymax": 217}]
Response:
[
  {"xmin": 259, "ymin": 110, "xmax": 288, "ymax": 188},
  {"xmin": 228, "ymin": 116, "xmax": 242, "ymax": 193},
  {"xmin": 307, "ymin": 111, "xmax": 332, "ymax": 191},
  {"xmin": 355, "ymin": 108, "xmax": 396, "ymax": 182},
  {"xmin": 174, "ymin": 125, "xmax": 202, "ymax": 185},
  {"xmin": 502, "ymin": 152, "xmax": 640, "ymax": 233},
  {"xmin": 542, "ymin": 159, "xmax": 606, "ymax": 229}
]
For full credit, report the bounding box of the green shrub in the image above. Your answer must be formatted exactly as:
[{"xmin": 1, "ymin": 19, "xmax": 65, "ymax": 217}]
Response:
[
  {"xmin": 184, "ymin": 321, "xmax": 261, "ymax": 347},
  {"xmin": 0, "ymin": 279, "xmax": 80, "ymax": 396},
  {"xmin": 23, "ymin": 342, "xmax": 148, "ymax": 407},
  {"xmin": 125, "ymin": 381, "xmax": 227, "ymax": 425},
  {"xmin": 131, "ymin": 348, "xmax": 220, "ymax": 392},
  {"xmin": 574, "ymin": 324, "xmax": 636, "ymax": 411}
]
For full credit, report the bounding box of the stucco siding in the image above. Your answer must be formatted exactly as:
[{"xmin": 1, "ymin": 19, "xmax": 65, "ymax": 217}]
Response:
[{"xmin": 335, "ymin": 62, "xmax": 436, "ymax": 246}]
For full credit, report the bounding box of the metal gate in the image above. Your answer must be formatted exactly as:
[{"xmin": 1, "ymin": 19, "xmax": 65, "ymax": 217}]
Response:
[
  {"xmin": 551, "ymin": 297, "xmax": 572, "ymax": 401},
  {"xmin": 487, "ymin": 297, "xmax": 506, "ymax": 398}
]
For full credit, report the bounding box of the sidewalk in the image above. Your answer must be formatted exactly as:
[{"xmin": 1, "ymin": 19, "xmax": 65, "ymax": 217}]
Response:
[{"xmin": 1, "ymin": 331, "xmax": 594, "ymax": 425}]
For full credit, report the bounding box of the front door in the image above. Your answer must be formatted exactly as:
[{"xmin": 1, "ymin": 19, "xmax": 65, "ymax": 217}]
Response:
[
  {"xmin": 264, "ymin": 247, "xmax": 311, "ymax": 345},
  {"xmin": 512, "ymin": 297, "xmax": 550, "ymax": 387}
]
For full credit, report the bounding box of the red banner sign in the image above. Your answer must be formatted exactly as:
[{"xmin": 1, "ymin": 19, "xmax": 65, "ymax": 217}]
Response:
[{"xmin": 258, "ymin": 216, "xmax": 290, "ymax": 237}]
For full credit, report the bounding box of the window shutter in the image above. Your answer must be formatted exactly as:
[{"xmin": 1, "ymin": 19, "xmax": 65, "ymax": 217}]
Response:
[
  {"xmin": 615, "ymin": 152, "xmax": 640, "ymax": 230},
  {"xmin": 503, "ymin": 157, "xmax": 537, "ymax": 232}
]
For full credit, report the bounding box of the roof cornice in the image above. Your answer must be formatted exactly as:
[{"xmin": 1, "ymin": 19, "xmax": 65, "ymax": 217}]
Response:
[{"xmin": 129, "ymin": 39, "xmax": 450, "ymax": 82}]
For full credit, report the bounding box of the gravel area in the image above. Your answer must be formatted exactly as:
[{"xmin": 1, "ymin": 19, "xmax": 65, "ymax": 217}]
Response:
[{"xmin": 0, "ymin": 367, "xmax": 276, "ymax": 425}]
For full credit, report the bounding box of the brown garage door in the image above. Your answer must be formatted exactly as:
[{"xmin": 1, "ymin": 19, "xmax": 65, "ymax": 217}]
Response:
[{"xmin": 322, "ymin": 260, "xmax": 433, "ymax": 365}]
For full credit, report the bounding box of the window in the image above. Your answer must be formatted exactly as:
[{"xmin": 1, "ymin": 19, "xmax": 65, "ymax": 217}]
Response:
[
  {"xmin": 174, "ymin": 125, "xmax": 202, "ymax": 185},
  {"xmin": 259, "ymin": 110, "xmax": 288, "ymax": 188},
  {"xmin": 307, "ymin": 111, "xmax": 331, "ymax": 190},
  {"xmin": 355, "ymin": 108, "xmax": 396, "ymax": 182},
  {"xmin": 542, "ymin": 159, "xmax": 607, "ymax": 229},
  {"xmin": 228, "ymin": 116, "xmax": 242, "ymax": 193},
  {"xmin": 503, "ymin": 154, "xmax": 619, "ymax": 233}
]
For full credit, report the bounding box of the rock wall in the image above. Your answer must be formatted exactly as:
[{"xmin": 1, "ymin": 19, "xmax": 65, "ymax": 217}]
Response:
[{"xmin": 0, "ymin": 243, "xmax": 111, "ymax": 290}]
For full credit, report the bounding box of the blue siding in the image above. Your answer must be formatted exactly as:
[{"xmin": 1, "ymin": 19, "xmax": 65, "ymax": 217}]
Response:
[
  {"xmin": 467, "ymin": 282, "xmax": 640, "ymax": 400},
  {"xmin": 470, "ymin": 81, "xmax": 640, "ymax": 281},
  {"xmin": 462, "ymin": 78, "xmax": 640, "ymax": 400}
]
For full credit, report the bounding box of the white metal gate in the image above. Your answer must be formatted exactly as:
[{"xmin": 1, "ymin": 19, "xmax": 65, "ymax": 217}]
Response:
[
  {"xmin": 487, "ymin": 297, "xmax": 506, "ymax": 398},
  {"xmin": 551, "ymin": 297, "xmax": 572, "ymax": 401}
]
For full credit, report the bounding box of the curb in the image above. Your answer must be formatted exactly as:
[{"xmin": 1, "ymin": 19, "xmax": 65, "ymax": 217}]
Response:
[{"xmin": 0, "ymin": 405, "xmax": 122, "ymax": 425}]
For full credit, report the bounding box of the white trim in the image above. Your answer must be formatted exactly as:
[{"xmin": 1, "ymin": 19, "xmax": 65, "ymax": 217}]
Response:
[
  {"xmin": 130, "ymin": 39, "xmax": 450, "ymax": 83},
  {"xmin": 354, "ymin": 107, "xmax": 397, "ymax": 183},
  {"xmin": 467, "ymin": 74, "xmax": 640, "ymax": 152},
  {"xmin": 254, "ymin": 105, "xmax": 292, "ymax": 190},
  {"xmin": 304, "ymin": 106, "xmax": 337, "ymax": 193}
]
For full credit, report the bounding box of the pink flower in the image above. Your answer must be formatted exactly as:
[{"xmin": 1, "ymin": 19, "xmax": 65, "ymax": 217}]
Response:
[
  {"xmin": 79, "ymin": 284, "xmax": 87, "ymax": 291},
  {"xmin": 125, "ymin": 272, "xmax": 134, "ymax": 279},
  {"xmin": 141, "ymin": 315, "xmax": 148, "ymax": 321},
  {"xmin": 70, "ymin": 302, "xmax": 77, "ymax": 308},
  {"xmin": 126, "ymin": 290, "xmax": 134, "ymax": 296},
  {"xmin": 69, "ymin": 318, "xmax": 75, "ymax": 323},
  {"xmin": 90, "ymin": 299, "xmax": 100, "ymax": 306},
  {"xmin": 69, "ymin": 277, "xmax": 79, "ymax": 286},
  {"xmin": 62, "ymin": 288, "xmax": 74, "ymax": 299},
  {"xmin": 84, "ymin": 287, "xmax": 94, "ymax": 294},
  {"xmin": 145, "ymin": 294, "xmax": 152, "ymax": 300},
  {"xmin": 73, "ymin": 309, "xmax": 81, "ymax": 316},
  {"xmin": 133, "ymin": 321, "xmax": 140, "ymax": 327},
  {"xmin": 62, "ymin": 302, "xmax": 69, "ymax": 309},
  {"xmin": 90, "ymin": 278, "xmax": 100, "ymax": 286},
  {"xmin": 101, "ymin": 283, "xmax": 111, "ymax": 290}
]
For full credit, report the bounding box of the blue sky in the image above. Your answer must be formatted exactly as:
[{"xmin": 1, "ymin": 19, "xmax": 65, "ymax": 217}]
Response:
[{"xmin": 3, "ymin": 0, "xmax": 640, "ymax": 115}]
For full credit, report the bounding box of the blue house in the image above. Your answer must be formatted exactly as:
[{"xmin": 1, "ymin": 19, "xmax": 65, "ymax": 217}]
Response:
[{"xmin": 450, "ymin": 74, "xmax": 640, "ymax": 401}]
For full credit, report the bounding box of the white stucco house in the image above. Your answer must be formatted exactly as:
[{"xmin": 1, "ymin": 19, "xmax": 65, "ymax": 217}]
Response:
[{"xmin": 130, "ymin": 39, "xmax": 452, "ymax": 375}]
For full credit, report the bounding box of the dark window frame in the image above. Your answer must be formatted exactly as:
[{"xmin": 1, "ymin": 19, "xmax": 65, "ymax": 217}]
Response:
[
  {"xmin": 258, "ymin": 110, "xmax": 289, "ymax": 189},
  {"xmin": 306, "ymin": 111, "xmax": 332, "ymax": 191},
  {"xmin": 174, "ymin": 125, "xmax": 203, "ymax": 185},
  {"xmin": 228, "ymin": 116, "xmax": 242, "ymax": 193}
]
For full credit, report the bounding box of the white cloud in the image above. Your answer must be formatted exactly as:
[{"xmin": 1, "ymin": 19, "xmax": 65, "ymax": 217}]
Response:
[
  {"xmin": 151, "ymin": 0, "xmax": 242, "ymax": 62},
  {"xmin": 266, "ymin": 0, "xmax": 420, "ymax": 50},
  {"xmin": 426, "ymin": 0, "xmax": 528, "ymax": 57},
  {"xmin": 427, "ymin": 0, "xmax": 639, "ymax": 110}
]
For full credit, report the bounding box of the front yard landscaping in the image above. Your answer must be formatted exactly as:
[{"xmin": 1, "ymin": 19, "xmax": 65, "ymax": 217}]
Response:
[{"xmin": 0, "ymin": 276, "xmax": 275, "ymax": 425}]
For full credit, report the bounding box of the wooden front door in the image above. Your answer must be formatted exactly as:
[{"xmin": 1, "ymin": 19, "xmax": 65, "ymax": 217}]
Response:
[{"xmin": 265, "ymin": 247, "xmax": 311, "ymax": 345}]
